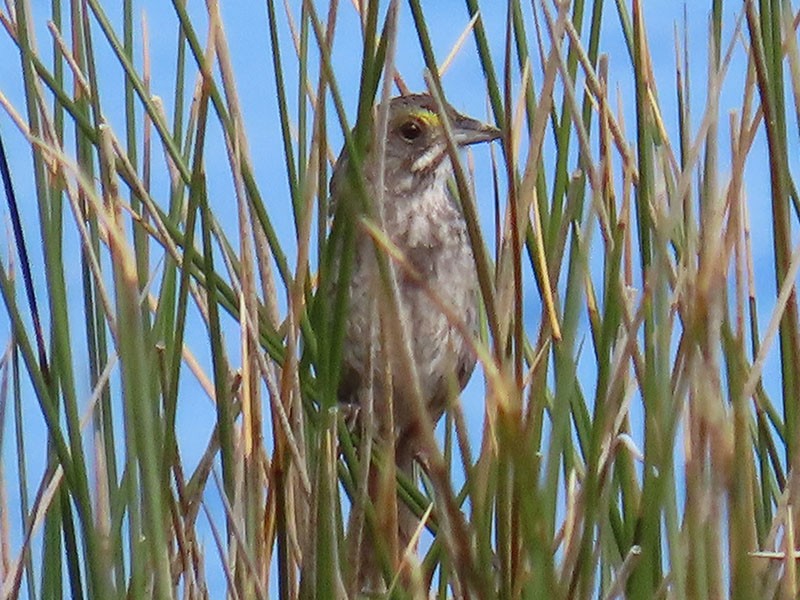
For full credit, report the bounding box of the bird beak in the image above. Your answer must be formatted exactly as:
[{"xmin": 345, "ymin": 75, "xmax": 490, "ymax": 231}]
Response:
[{"xmin": 452, "ymin": 115, "xmax": 502, "ymax": 146}]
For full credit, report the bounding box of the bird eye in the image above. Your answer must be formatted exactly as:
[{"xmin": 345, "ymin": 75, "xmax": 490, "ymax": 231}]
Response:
[{"xmin": 398, "ymin": 119, "xmax": 423, "ymax": 142}]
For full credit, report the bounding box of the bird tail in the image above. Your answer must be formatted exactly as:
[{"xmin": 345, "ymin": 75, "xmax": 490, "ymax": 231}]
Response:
[{"xmin": 354, "ymin": 441, "xmax": 419, "ymax": 594}]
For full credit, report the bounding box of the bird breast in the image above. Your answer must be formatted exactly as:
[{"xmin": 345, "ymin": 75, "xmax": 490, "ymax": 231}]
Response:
[{"xmin": 341, "ymin": 175, "xmax": 479, "ymax": 434}]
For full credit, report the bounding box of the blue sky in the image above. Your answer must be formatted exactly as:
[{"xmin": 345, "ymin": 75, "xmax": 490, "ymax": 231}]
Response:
[{"xmin": 0, "ymin": 1, "xmax": 794, "ymax": 596}]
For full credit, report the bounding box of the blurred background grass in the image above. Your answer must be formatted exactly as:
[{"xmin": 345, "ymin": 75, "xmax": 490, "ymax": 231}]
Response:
[{"xmin": 0, "ymin": 0, "xmax": 799, "ymax": 598}]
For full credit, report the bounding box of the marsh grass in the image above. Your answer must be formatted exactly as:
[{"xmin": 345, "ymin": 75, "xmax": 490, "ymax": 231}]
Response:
[{"xmin": 0, "ymin": 0, "xmax": 799, "ymax": 598}]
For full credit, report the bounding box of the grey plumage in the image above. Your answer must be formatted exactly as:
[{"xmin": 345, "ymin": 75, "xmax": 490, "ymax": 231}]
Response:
[{"xmin": 328, "ymin": 93, "xmax": 499, "ymax": 592}]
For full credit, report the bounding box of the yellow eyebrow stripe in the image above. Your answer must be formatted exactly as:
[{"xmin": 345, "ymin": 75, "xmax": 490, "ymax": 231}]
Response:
[{"xmin": 410, "ymin": 109, "xmax": 440, "ymax": 127}]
